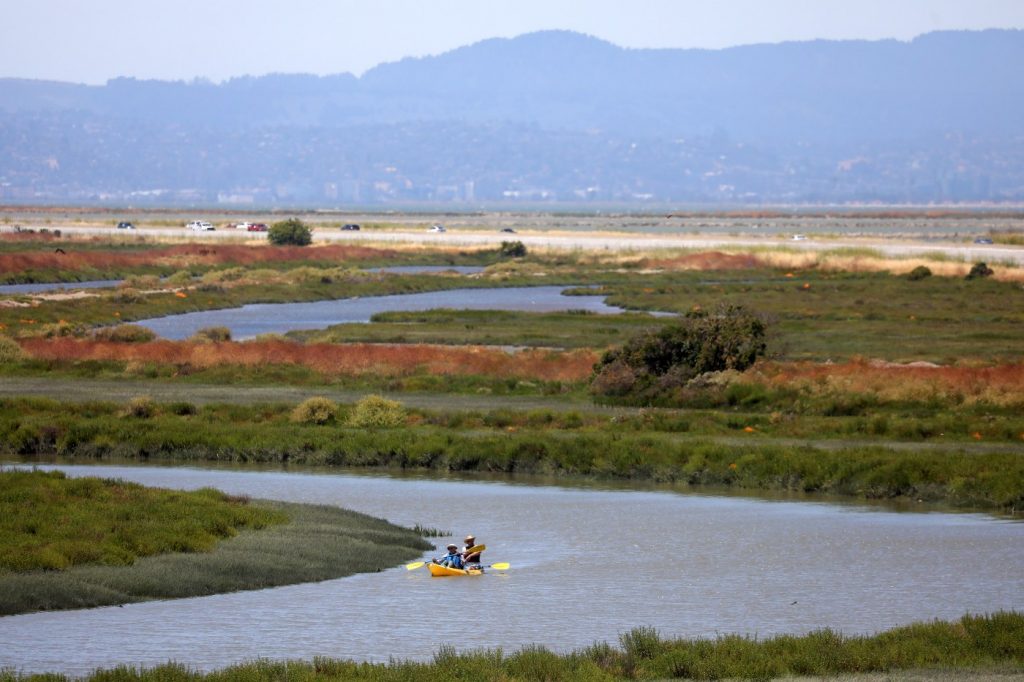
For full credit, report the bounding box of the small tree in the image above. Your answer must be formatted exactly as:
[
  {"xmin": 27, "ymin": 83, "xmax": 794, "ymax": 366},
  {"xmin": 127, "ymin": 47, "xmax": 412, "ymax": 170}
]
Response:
[{"xmin": 268, "ymin": 218, "xmax": 312, "ymax": 246}]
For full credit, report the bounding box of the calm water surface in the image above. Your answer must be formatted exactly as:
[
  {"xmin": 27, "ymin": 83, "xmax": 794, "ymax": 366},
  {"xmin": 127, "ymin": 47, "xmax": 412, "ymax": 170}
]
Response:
[
  {"xmin": 0, "ymin": 280, "xmax": 122, "ymax": 295},
  {"xmin": 1, "ymin": 462, "xmax": 1021, "ymax": 676},
  {"xmin": 134, "ymin": 286, "xmax": 626, "ymax": 339}
]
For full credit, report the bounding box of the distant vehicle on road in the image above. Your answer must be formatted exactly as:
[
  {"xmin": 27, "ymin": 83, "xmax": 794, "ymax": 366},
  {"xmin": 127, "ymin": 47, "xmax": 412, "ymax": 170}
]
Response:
[
  {"xmin": 428, "ymin": 224, "xmax": 446, "ymax": 233},
  {"xmin": 235, "ymin": 222, "xmax": 253, "ymax": 230},
  {"xmin": 791, "ymin": 234, "xmax": 808, "ymax": 241},
  {"xmin": 247, "ymin": 223, "xmax": 268, "ymax": 232},
  {"xmin": 187, "ymin": 221, "xmax": 215, "ymax": 231},
  {"xmin": 341, "ymin": 224, "xmax": 361, "ymax": 231},
  {"xmin": 974, "ymin": 237, "xmax": 994, "ymax": 244},
  {"xmin": 500, "ymin": 228, "xmax": 516, "ymax": 233},
  {"xmin": 116, "ymin": 221, "xmax": 135, "ymax": 230}
]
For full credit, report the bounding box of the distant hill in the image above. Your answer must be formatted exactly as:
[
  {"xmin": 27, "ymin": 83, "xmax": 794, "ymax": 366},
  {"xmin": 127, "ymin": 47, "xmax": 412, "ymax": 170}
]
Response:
[{"xmin": 1, "ymin": 29, "xmax": 1022, "ymax": 206}]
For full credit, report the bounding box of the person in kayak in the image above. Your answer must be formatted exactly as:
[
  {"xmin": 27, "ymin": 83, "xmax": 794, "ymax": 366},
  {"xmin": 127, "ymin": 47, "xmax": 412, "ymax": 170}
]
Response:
[
  {"xmin": 436, "ymin": 544, "xmax": 465, "ymax": 569},
  {"xmin": 462, "ymin": 534, "xmax": 483, "ymax": 565}
]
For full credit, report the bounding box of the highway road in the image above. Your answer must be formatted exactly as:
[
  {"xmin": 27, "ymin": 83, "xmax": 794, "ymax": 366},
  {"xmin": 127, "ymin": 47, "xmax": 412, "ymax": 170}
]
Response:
[{"xmin": 3, "ymin": 224, "xmax": 1023, "ymax": 266}]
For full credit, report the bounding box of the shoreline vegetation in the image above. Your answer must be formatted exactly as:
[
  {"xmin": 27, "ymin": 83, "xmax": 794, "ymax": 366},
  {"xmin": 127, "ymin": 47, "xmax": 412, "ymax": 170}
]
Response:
[
  {"xmin": 0, "ymin": 470, "xmax": 432, "ymax": 616},
  {"xmin": 2, "ymin": 397, "xmax": 1022, "ymax": 514},
  {"xmin": 1, "ymin": 612, "xmax": 1021, "ymax": 681}
]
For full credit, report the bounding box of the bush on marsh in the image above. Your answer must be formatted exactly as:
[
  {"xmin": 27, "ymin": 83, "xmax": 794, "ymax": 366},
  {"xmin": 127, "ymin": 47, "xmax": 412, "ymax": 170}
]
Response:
[
  {"xmin": 966, "ymin": 262, "xmax": 995, "ymax": 280},
  {"xmin": 906, "ymin": 265, "xmax": 932, "ymax": 280},
  {"xmin": 268, "ymin": 218, "xmax": 312, "ymax": 246},
  {"xmin": 290, "ymin": 396, "xmax": 338, "ymax": 425},
  {"xmin": 348, "ymin": 394, "xmax": 406, "ymax": 428},
  {"xmin": 190, "ymin": 326, "xmax": 231, "ymax": 343},
  {"xmin": 0, "ymin": 335, "xmax": 25, "ymax": 363},
  {"xmin": 591, "ymin": 304, "xmax": 767, "ymax": 404},
  {"xmin": 122, "ymin": 396, "xmax": 156, "ymax": 418},
  {"xmin": 499, "ymin": 240, "xmax": 527, "ymax": 258},
  {"xmin": 93, "ymin": 324, "xmax": 156, "ymax": 343}
]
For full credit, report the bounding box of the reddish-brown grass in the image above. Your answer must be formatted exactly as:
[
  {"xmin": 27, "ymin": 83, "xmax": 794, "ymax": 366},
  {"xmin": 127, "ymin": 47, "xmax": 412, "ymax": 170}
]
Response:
[
  {"xmin": 0, "ymin": 244, "xmax": 399, "ymax": 275},
  {"xmin": 750, "ymin": 359, "xmax": 1024, "ymax": 407},
  {"xmin": 19, "ymin": 338, "xmax": 598, "ymax": 382}
]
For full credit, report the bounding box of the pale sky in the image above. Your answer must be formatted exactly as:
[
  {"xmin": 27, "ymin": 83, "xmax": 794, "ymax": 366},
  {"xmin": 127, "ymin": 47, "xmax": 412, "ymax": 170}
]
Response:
[{"xmin": 3, "ymin": 0, "xmax": 1023, "ymax": 84}]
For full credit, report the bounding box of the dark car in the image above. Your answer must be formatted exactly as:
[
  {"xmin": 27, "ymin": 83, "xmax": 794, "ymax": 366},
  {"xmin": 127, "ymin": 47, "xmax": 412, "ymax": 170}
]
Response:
[
  {"xmin": 974, "ymin": 237, "xmax": 994, "ymax": 245},
  {"xmin": 341, "ymin": 224, "xmax": 361, "ymax": 231},
  {"xmin": 116, "ymin": 221, "xmax": 135, "ymax": 230},
  {"xmin": 500, "ymin": 228, "xmax": 516, "ymax": 233},
  {"xmin": 247, "ymin": 223, "xmax": 269, "ymax": 232}
]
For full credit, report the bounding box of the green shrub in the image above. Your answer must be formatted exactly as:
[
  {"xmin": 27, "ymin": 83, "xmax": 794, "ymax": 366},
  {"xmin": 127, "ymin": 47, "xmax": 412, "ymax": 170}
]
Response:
[
  {"xmin": 94, "ymin": 324, "xmax": 157, "ymax": 343},
  {"xmin": 123, "ymin": 396, "xmax": 156, "ymax": 419},
  {"xmin": 348, "ymin": 394, "xmax": 406, "ymax": 428},
  {"xmin": 966, "ymin": 262, "xmax": 994, "ymax": 280},
  {"xmin": 499, "ymin": 240, "xmax": 528, "ymax": 258},
  {"xmin": 190, "ymin": 326, "xmax": 232, "ymax": 343},
  {"xmin": 906, "ymin": 265, "xmax": 932, "ymax": 281},
  {"xmin": 0, "ymin": 335, "xmax": 26, "ymax": 363},
  {"xmin": 591, "ymin": 304, "xmax": 767, "ymax": 402},
  {"xmin": 291, "ymin": 397, "xmax": 338, "ymax": 425},
  {"xmin": 268, "ymin": 218, "xmax": 312, "ymax": 246},
  {"xmin": 168, "ymin": 401, "xmax": 198, "ymax": 416}
]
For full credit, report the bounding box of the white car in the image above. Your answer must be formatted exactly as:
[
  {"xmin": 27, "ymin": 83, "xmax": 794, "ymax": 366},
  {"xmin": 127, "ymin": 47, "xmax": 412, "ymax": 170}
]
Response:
[
  {"xmin": 187, "ymin": 221, "xmax": 215, "ymax": 231},
  {"xmin": 428, "ymin": 224, "xmax": 446, "ymax": 233},
  {"xmin": 791, "ymin": 234, "xmax": 808, "ymax": 241},
  {"xmin": 235, "ymin": 222, "xmax": 253, "ymax": 230}
]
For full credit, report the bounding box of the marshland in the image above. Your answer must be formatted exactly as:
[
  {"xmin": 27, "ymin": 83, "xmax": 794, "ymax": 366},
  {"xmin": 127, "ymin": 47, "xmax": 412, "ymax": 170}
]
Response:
[{"xmin": 1, "ymin": 211, "xmax": 1022, "ymax": 679}]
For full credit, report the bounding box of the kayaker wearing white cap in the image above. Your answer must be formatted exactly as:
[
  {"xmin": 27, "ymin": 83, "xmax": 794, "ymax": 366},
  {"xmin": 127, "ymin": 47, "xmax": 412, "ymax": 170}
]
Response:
[
  {"xmin": 436, "ymin": 544, "xmax": 465, "ymax": 569},
  {"xmin": 462, "ymin": 534, "xmax": 482, "ymax": 565}
]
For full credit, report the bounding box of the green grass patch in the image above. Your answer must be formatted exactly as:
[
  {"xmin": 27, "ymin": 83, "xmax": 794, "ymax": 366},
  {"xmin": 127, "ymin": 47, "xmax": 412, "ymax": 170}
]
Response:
[
  {"xmin": 2, "ymin": 399, "xmax": 1022, "ymax": 513},
  {"xmin": 289, "ymin": 308, "xmax": 665, "ymax": 348},
  {"xmin": 3, "ymin": 612, "xmax": 1021, "ymax": 680},
  {"xmin": 0, "ymin": 487, "xmax": 432, "ymax": 615},
  {"xmin": 0, "ymin": 469, "xmax": 286, "ymax": 572}
]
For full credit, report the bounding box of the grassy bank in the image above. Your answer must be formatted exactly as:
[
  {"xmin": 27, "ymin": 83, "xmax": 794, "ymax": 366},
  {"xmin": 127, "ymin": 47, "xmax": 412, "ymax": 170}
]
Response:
[
  {"xmin": 0, "ymin": 470, "xmax": 431, "ymax": 616},
  {"xmin": 3, "ymin": 399, "xmax": 1021, "ymax": 513},
  {"xmin": 2, "ymin": 612, "xmax": 1021, "ymax": 680}
]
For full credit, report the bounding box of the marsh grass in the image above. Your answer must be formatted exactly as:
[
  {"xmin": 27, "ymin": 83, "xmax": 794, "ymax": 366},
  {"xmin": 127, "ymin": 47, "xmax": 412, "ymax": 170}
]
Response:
[
  {"xmin": 0, "ymin": 497, "xmax": 431, "ymax": 616},
  {"xmin": 2, "ymin": 613, "xmax": 1020, "ymax": 680},
  {"xmin": 2, "ymin": 399, "xmax": 1022, "ymax": 512},
  {"xmin": 0, "ymin": 469, "xmax": 285, "ymax": 574}
]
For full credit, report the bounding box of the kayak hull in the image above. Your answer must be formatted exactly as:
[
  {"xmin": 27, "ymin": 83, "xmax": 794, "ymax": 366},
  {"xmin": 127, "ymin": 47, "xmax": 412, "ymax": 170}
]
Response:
[{"xmin": 428, "ymin": 563, "xmax": 484, "ymax": 577}]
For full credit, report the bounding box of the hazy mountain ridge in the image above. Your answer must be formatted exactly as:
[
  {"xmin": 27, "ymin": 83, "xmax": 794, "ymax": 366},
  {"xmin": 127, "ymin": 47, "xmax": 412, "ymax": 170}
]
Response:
[{"xmin": 1, "ymin": 30, "xmax": 1022, "ymax": 205}]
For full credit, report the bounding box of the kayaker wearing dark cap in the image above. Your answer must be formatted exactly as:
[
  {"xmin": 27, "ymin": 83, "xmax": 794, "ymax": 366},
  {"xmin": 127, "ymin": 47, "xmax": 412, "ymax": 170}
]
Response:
[{"xmin": 462, "ymin": 534, "xmax": 482, "ymax": 565}]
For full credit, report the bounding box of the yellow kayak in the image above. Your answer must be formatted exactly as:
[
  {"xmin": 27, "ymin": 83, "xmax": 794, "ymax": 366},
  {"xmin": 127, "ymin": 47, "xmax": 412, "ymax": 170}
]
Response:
[{"xmin": 428, "ymin": 562, "xmax": 484, "ymax": 577}]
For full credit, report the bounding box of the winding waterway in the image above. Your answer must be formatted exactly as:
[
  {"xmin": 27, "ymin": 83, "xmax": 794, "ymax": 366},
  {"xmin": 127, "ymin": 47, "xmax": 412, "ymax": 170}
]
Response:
[
  {"xmin": 133, "ymin": 286, "xmax": 627, "ymax": 339},
  {"xmin": 1, "ymin": 462, "xmax": 1021, "ymax": 676}
]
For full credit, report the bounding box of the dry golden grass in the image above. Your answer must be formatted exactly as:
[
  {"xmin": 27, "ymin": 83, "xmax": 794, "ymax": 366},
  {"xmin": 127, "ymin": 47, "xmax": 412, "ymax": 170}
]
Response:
[{"xmin": 19, "ymin": 338, "xmax": 598, "ymax": 381}]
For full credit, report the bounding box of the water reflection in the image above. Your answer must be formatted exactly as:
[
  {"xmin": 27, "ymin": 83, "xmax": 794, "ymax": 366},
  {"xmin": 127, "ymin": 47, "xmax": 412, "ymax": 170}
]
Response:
[
  {"xmin": 134, "ymin": 286, "xmax": 628, "ymax": 340},
  {"xmin": 0, "ymin": 462, "xmax": 1021, "ymax": 676}
]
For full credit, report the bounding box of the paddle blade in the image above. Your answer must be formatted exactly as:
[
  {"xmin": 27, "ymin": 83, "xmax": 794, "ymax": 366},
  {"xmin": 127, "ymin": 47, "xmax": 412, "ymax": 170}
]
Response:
[
  {"xmin": 490, "ymin": 562, "xmax": 510, "ymax": 570},
  {"xmin": 465, "ymin": 544, "xmax": 486, "ymax": 554},
  {"xmin": 405, "ymin": 561, "xmax": 425, "ymax": 571}
]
